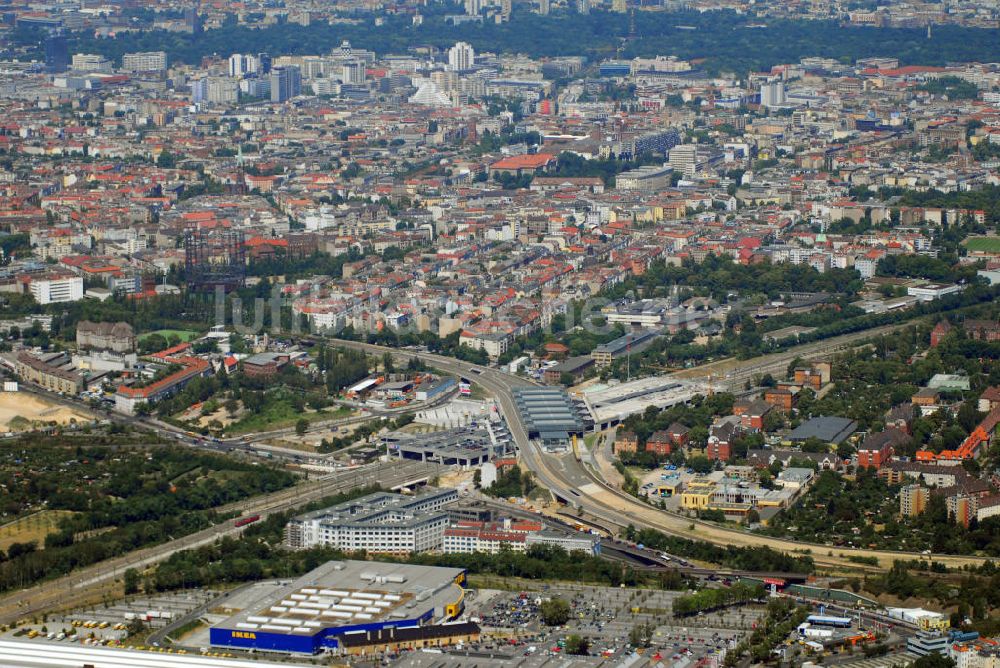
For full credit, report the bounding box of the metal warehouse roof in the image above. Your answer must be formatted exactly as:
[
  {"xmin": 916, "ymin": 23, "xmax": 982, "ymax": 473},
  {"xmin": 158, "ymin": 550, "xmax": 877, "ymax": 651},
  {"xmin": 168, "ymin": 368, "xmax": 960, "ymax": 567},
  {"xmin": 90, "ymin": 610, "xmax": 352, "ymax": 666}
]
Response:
[
  {"xmin": 512, "ymin": 387, "xmax": 585, "ymax": 436},
  {"xmin": 788, "ymin": 416, "xmax": 859, "ymax": 445}
]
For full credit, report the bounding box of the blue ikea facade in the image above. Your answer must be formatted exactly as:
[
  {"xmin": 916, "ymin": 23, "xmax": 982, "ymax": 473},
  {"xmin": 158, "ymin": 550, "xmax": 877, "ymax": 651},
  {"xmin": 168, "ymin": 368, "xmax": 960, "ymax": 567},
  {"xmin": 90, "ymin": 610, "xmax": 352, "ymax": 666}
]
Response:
[{"xmin": 210, "ymin": 607, "xmax": 436, "ymax": 654}]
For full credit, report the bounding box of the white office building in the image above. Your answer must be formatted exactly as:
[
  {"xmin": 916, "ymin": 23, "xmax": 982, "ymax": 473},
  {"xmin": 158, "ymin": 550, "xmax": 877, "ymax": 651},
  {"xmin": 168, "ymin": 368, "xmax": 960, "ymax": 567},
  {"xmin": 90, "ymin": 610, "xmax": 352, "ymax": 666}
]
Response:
[
  {"xmin": 447, "ymin": 42, "xmax": 475, "ymax": 72},
  {"xmin": 760, "ymin": 79, "xmax": 786, "ymax": 108},
  {"xmin": 284, "ymin": 490, "xmax": 459, "ymax": 555},
  {"xmin": 341, "ymin": 61, "xmax": 366, "ymax": 85},
  {"xmin": 525, "ymin": 531, "xmax": 600, "ymax": 555},
  {"xmin": 668, "ymin": 144, "xmax": 699, "ymax": 177},
  {"xmin": 26, "ymin": 272, "xmax": 84, "ymax": 304},
  {"xmin": 70, "ymin": 54, "xmax": 112, "ymax": 73},
  {"xmin": 228, "ymin": 53, "xmax": 259, "ymax": 78},
  {"xmin": 122, "ymin": 51, "xmax": 167, "ymax": 72}
]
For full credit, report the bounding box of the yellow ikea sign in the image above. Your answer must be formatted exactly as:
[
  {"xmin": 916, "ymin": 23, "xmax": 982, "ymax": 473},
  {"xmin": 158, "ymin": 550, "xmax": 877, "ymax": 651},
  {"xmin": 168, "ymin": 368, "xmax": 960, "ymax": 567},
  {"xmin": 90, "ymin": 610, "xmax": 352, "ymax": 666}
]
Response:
[{"xmin": 233, "ymin": 631, "xmax": 257, "ymax": 640}]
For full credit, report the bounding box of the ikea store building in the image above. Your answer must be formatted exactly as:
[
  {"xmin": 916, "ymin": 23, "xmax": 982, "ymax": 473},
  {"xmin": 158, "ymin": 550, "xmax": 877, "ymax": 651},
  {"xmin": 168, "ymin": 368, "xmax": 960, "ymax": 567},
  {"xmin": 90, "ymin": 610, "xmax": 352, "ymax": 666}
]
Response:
[{"xmin": 209, "ymin": 560, "xmax": 467, "ymax": 655}]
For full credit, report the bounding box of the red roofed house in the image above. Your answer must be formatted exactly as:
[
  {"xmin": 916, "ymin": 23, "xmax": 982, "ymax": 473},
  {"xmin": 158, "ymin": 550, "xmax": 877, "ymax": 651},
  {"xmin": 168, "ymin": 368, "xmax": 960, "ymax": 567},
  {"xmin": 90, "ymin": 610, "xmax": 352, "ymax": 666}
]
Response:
[
  {"xmin": 857, "ymin": 428, "xmax": 908, "ymax": 470},
  {"xmin": 245, "ymin": 236, "xmax": 289, "ymax": 261},
  {"xmin": 930, "ymin": 320, "xmax": 952, "ymax": 347},
  {"xmin": 114, "ymin": 356, "xmax": 211, "ymax": 414},
  {"xmin": 488, "ymin": 153, "xmax": 557, "ymax": 178},
  {"xmin": 645, "ymin": 430, "xmax": 673, "ymax": 456},
  {"xmin": 613, "ymin": 431, "xmax": 639, "ymax": 455}
]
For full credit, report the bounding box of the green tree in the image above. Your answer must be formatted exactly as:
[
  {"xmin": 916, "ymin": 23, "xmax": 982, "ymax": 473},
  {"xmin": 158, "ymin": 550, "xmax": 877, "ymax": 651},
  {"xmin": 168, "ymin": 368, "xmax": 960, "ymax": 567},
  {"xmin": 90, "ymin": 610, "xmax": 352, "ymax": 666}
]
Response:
[
  {"xmin": 123, "ymin": 568, "xmax": 140, "ymax": 595},
  {"xmin": 156, "ymin": 151, "xmax": 177, "ymax": 168},
  {"xmin": 688, "ymin": 455, "xmax": 714, "ymax": 474},
  {"xmin": 295, "ymin": 418, "xmax": 309, "ymax": 436},
  {"xmin": 628, "ymin": 622, "xmax": 655, "ymax": 648},
  {"xmin": 911, "ymin": 655, "xmax": 956, "ymax": 668},
  {"xmin": 540, "ymin": 598, "xmax": 571, "ymax": 626},
  {"xmin": 564, "ymin": 635, "xmax": 590, "ymax": 655}
]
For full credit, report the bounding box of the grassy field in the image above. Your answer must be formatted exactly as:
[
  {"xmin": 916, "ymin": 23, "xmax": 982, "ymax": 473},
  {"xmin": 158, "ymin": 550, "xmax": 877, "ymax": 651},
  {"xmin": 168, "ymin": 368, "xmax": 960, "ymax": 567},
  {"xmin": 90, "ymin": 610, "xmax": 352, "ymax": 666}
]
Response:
[
  {"xmin": 964, "ymin": 237, "xmax": 1000, "ymax": 253},
  {"xmin": 167, "ymin": 618, "xmax": 205, "ymax": 644},
  {"xmin": 138, "ymin": 329, "xmax": 200, "ymax": 342},
  {"xmin": 224, "ymin": 404, "xmax": 353, "ymax": 436},
  {"xmin": 0, "ymin": 510, "xmax": 76, "ymax": 553}
]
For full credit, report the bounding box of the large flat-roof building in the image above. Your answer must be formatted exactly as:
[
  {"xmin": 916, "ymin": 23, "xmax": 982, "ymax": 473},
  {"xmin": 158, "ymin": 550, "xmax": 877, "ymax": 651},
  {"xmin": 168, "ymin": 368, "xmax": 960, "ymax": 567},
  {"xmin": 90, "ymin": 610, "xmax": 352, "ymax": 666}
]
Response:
[
  {"xmin": 788, "ymin": 416, "xmax": 859, "ymax": 445},
  {"xmin": 122, "ymin": 50, "xmax": 167, "ymax": 72},
  {"xmin": 284, "ymin": 489, "xmax": 459, "ymax": 554},
  {"xmin": 525, "ymin": 530, "xmax": 600, "ymax": 555},
  {"xmin": 591, "ymin": 329, "xmax": 660, "ymax": 367},
  {"xmin": 208, "ymin": 560, "xmax": 469, "ymax": 655},
  {"xmin": 603, "ymin": 299, "xmax": 672, "ymax": 328},
  {"xmin": 542, "ymin": 355, "xmax": 594, "ymax": 385},
  {"xmin": 581, "ymin": 376, "xmax": 713, "ymax": 431},
  {"xmin": 615, "ymin": 165, "xmax": 674, "ymax": 192},
  {"xmin": 381, "ymin": 425, "xmax": 512, "ymax": 469},
  {"xmin": 511, "ymin": 387, "xmax": 588, "ymax": 450}
]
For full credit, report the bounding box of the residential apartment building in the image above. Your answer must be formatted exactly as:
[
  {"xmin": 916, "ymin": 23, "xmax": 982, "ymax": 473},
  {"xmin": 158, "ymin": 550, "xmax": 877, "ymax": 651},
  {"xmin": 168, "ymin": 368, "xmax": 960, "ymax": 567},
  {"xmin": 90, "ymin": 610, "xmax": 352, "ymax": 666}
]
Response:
[
  {"xmin": 14, "ymin": 352, "xmax": 84, "ymax": 395},
  {"xmin": 613, "ymin": 431, "xmax": 639, "ymax": 455},
  {"xmin": 645, "ymin": 430, "xmax": 673, "ymax": 456},
  {"xmin": 900, "ymin": 484, "xmax": 929, "ymax": 517},
  {"xmin": 114, "ymin": 357, "xmax": 211, "ymax": 414}
]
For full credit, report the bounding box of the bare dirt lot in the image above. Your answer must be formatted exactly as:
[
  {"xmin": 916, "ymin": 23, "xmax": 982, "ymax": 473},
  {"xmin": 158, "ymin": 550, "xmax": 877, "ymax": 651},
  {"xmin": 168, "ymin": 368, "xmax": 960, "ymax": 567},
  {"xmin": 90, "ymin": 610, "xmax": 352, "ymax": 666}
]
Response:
[{"xmin": 0, "ymin": 392, "xmax": 93, "ymax": 431}]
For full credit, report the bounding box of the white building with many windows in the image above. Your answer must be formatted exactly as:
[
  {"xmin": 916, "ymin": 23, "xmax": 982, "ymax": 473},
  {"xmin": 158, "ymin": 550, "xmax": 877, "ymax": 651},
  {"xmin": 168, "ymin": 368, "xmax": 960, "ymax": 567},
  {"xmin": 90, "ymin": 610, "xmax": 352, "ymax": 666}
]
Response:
[
  {"xmin": 24, "ymin": 271, "xmax": 83, "ymax": 304},
  {"xmin": 122, "ymin": 51, "xmax": 167, "ymax": 72},
  {"xmin": 284, "ymin": 490, "xmax": 459, "ymax": 555}
]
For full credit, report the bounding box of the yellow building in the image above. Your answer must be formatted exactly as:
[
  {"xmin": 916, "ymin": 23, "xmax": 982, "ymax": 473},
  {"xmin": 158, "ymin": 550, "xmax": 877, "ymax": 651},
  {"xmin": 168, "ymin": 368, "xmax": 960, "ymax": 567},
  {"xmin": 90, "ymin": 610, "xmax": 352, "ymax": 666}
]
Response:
[
  {"xmin": 900, "ymin": 484, "xmax": 928, "ymax": 517},
  {"xmin": 654, "ymin": 479, "xmax": 684, "ymax": 498},
  {"xmin": 680, "ymin": 479, "xmax": 715, "ymax": 510}
]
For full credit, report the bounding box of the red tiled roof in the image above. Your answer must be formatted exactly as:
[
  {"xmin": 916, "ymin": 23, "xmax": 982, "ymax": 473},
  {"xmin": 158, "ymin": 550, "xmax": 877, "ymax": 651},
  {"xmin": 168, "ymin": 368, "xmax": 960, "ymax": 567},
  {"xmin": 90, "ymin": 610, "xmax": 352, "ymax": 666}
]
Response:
[
  {"xmin": 490, "ymin": 153, "xmax": 556, "ymax": 170},
  {"xmin": 117, "ymin": 357, "xmax": 209, "ymax": 399}
]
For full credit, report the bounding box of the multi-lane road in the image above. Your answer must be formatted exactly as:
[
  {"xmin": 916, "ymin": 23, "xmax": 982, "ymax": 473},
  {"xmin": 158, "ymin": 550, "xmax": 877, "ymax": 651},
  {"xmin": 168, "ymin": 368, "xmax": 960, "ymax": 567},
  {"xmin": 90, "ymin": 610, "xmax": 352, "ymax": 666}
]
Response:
[{"xmin": 324, "ymin": 331, "xmax": 989, "ymax": 573}]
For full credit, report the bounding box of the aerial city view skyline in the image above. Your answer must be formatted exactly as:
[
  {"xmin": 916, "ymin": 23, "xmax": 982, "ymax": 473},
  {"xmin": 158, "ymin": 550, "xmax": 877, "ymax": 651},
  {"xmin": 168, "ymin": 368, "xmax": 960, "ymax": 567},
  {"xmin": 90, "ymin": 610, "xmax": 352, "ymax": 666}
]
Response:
[{"xmin": 0, "ymin": 0, "xmax": 998, "ymax": 666}]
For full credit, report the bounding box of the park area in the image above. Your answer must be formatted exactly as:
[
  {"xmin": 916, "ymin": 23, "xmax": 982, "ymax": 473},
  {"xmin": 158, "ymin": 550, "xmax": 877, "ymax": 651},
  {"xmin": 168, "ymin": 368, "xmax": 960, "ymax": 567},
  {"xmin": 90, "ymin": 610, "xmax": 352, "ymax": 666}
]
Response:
[
  {"xmin": 0, "ymin": 510, "xmax": 76, "ymax": 554},
  {"xmin": 0, "ymin": 392, "xmax": 93, "ymax": 432}
]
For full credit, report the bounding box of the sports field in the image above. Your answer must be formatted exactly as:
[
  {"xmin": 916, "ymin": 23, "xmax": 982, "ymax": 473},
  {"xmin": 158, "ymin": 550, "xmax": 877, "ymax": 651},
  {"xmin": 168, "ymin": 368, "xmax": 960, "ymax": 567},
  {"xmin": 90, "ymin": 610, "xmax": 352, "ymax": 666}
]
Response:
[
  {"xmin": 137, "ymin": 329, "xmax": 200, "ymax": 342},
  {"xmin": 964, "ymin": 237, "xmax": 1000, "ymax": 253}
]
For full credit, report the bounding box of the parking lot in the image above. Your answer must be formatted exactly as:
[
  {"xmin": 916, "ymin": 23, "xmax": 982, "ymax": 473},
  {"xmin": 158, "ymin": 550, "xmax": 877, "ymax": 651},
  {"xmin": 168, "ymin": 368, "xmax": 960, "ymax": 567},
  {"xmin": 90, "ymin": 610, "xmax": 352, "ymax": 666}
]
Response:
[
  {"xmin": 11, "ymin": 579, "xmax": 766, "ymax": 665},
  {"xmin": 458, "ymin": 583, "xmax": 764, "ymax": 666},
  {"xmin": 0, "ymin": 590, "xmax": 217, "ymax": 648}
]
